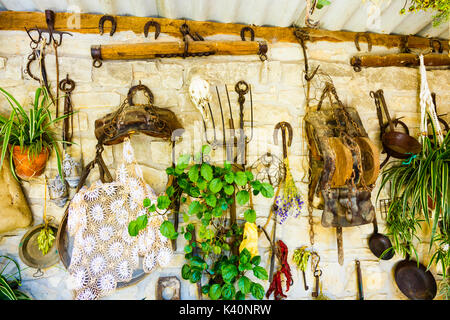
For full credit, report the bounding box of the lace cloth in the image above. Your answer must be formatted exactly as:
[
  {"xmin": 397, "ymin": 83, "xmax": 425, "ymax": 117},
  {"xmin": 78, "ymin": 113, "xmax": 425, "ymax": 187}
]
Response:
[{"xmin": 66, "ymin": 139, "xmax": 173, "ymax": 300}]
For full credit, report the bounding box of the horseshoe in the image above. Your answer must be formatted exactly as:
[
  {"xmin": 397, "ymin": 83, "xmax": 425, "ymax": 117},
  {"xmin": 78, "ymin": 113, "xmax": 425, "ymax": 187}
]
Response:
[
  {"xmin": 144, "ymin": 20, "xmax": 161, "ymax": 39},
  {"xmin": 240, "ymin": 26, "xmax": 255, "ymax": 41},
  {"xmin": 99, "ymin": 15, "xmax": 117, "ymax": 36}
]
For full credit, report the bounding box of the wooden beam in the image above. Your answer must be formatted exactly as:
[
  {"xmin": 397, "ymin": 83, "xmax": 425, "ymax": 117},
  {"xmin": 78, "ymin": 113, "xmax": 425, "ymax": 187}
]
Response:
[
  {"xmin": 91, "ymin": 40, "xmax": 267, "ymax": 61},
  {"xmin": 350, "ymin": 53, "xmax": 450, "ymax": 71},
  {"xmin": 0, "ymin": 11, "xmax": 448, "ymax": 52}
]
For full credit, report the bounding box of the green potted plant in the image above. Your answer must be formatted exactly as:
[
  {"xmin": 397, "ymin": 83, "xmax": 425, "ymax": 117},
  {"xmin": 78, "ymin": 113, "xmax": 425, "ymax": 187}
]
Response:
[
  {"xmin": 128, "ymin": 145, "xmax": 275, "ymax": 300},
  {"xmin": 378, "ymin": 118, "xmax": 449, "ymax": 299},
  {"xmin": 0, "ymin": 255, "xmax": 31, "ymax": 300},
  {"xmin": 0, "ymin": 86, "xmax": 69, "ymax": 181}
]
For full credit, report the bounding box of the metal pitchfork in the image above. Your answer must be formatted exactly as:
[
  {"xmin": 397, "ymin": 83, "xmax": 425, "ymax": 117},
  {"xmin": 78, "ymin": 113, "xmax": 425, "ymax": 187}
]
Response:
[{"xmin": 268, "ymin": 121, "xmax": 293, "ymax": 283}]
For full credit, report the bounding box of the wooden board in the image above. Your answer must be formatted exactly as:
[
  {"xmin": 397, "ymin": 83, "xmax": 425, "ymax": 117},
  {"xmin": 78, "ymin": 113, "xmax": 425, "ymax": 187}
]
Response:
[{"xmin": 0, "ymin": 11, "xmax": 448, "ymax": 52}]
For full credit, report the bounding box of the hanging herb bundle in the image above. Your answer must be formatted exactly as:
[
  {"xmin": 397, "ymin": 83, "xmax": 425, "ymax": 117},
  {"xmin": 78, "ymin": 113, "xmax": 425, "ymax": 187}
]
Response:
[
  {"xmin": 274, "ymin": 158, "xmax": 304, "ymax": 224},
  {"xmin": 293, "ymin": 246, "xmax": 311, "ymax": 271},
  {"xmin": 37, "ymin": 179, "xmax": 55, "ymax": 255},
  {"xmin": 128, "ymin": 145, "xmax": 275, "ymax": 300}
]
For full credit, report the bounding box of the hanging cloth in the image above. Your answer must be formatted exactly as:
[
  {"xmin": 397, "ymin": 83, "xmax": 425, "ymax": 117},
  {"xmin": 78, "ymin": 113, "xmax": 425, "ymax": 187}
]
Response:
[
  {"xmin": 419, "ymin": 54, "xmax": 444, "ymax": 146},
  {"xmin": 66, "ymin": 139, "xmax": 173, "ymax": 300}
]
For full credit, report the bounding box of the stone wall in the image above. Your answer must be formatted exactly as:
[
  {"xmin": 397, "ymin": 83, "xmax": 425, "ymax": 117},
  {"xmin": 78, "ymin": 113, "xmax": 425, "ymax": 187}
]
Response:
[{"xmin": 0, "ymin": 29, "xmax": 448, "ymax": 300}]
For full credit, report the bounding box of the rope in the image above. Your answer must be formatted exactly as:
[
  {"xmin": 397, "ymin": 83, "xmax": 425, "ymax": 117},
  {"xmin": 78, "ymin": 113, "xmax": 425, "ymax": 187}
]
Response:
[{"xmin": 419, "ymin": 54, "xmax": 444, "ymax": 146}]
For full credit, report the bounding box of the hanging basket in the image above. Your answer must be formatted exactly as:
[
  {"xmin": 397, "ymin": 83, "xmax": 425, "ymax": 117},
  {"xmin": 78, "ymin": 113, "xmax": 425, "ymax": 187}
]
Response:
[{"xmin": 11, "ymin": 146, "xmax": 49, "ymax": 180}]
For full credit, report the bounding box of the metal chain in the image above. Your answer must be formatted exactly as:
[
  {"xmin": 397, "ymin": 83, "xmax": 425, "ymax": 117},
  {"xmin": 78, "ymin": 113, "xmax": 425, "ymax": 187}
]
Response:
[{"xmin": 308, "ymin": 204, "xmax": 315, "ymax": 246}]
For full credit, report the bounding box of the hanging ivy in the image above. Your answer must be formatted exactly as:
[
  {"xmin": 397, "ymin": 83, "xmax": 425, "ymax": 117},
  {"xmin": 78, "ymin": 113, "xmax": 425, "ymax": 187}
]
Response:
[{"xmin": 400, "ymin": 0, "xmax": 450, "ymax": 27}]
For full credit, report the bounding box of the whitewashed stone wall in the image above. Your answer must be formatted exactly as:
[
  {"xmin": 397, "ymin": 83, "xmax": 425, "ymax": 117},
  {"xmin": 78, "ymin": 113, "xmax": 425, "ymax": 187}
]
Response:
[{"xmin": 0, "ymin": 29, "xmax": 449, "ymax": 300}]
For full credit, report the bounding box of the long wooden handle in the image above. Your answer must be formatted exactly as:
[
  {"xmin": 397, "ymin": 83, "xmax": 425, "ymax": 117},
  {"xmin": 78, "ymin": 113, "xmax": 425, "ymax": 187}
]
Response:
[
  {"xmin": 351, "ymin": 53, "xmax": 450, "ymax": 69},
  {"xmin": 91, "ymin": 40, "xmax": 267, "ymax": 61},
  {"xmin": 336, "ymin": 226, "xmax": 344, "ymax": 265}
]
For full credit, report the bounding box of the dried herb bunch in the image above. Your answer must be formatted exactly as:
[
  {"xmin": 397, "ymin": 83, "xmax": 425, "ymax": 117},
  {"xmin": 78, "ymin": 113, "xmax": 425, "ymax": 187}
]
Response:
[
  {"xmin": 274, "ymin": 158, "xmax": 304, "ymax": 224},
  {"xmin": 128, "ymin": 145, "xmax": 275, "ymax": 300}
]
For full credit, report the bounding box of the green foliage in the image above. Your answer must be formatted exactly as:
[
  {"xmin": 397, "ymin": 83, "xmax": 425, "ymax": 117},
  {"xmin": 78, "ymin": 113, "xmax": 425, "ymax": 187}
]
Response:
[
  {"xmin": 378, "ymin": 122, "xmax": 449, "ymax": 299},
  {"xmin": 0, "ymin": 255, "xmax": 31, "ymax": 300},
  {"xmin": 129, "ymin": 145, "xmax": 274, "ymax": 299},
  {"xmin": 316, "ymin": 0, "xmax": 331, "ymax": 10},
  {"xmin": 0, "ymin": 86, "xmax": 72, "ymax": 181},
  {"xmin": 400, "ymin": 1, "xmax": 450, "ymax": 27}
]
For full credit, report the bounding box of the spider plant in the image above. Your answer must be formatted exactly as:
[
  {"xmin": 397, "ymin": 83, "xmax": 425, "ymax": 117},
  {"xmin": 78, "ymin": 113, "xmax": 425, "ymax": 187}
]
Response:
[
  {"xmin": 0, "ymin": 255, "xmax": 31, "ymax": 300},
  {"xmin": 377, "ymin": 116, "xmax": 449, "ymax": 298},
  {"xmin": 0, "ymin": 86, "xmax": 70, "ymax": 181}
]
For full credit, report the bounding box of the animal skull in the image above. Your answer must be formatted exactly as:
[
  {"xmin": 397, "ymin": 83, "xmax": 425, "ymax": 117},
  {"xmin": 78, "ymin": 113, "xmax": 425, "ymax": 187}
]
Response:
[{"xmin": 189, "ymin": 76, "xmax": 211, "ymax": 121}]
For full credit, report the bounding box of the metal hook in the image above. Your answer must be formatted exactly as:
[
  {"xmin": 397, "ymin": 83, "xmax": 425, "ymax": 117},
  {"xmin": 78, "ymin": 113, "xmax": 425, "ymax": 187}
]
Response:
[
  {"xmin": 144, "ymin": 20, "xmax": 161, "ymax": 39},
  {"xmin": 240, "ymin": 26, "xmax": 255, "ymax": 41},
  {"xmin": 429, "ymin": 38, "xmax": 443, "ymax": 53},
  {"xmin": 99, "ymin": 15, "xmax": 117, "ymax": 36},
  {"xmin": 354, "ymin": 32, "xmax": 372, "ymax": 52}
]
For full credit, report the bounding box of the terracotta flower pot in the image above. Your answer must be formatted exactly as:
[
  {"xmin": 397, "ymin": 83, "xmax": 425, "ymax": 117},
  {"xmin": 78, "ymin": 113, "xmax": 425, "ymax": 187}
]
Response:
[{"xmin": 11, "ymin": 145, "xmax": 49, "ymax": 180}]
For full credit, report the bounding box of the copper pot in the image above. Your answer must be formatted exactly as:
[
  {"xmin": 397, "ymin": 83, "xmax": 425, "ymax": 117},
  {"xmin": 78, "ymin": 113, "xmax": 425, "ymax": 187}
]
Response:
[{"xmin": 11, "ymin": 145, "xmax": 49, "ymax": 180}]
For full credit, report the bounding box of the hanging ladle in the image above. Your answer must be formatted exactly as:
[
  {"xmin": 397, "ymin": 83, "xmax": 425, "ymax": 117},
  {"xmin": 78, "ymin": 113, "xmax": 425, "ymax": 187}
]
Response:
[
  {"xmin": 372, "ymin": 90, "xmax": 422, "ymax": 168},
  {"xmin": 368, "ymin": 213, "xmax": 394, "ymax": 260}
]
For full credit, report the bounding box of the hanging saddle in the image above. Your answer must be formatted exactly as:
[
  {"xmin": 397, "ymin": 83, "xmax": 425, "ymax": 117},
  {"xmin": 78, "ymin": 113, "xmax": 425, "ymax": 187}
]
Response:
[
  {"xmin": 95, "ymin": 84, "xmax": 184, "ymax": 145},
  {"xmin": 305, "ymin": 83, "xmax": 379, "ymax": 228}
]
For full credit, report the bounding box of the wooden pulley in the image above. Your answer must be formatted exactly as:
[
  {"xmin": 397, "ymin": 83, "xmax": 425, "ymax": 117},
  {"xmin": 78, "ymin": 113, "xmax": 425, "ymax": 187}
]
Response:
[
  {"xmin": 355, "ymin": 137, "xmax": 380, "ymax": 185},
  {"xmin": 328, "ymin": 137, "xmax": 353, "ymax": 187}
]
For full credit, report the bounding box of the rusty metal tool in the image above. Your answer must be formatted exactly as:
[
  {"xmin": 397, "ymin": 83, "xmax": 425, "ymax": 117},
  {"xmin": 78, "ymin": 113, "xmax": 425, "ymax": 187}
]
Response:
[
  {"xmin": 59, "ymin": 74, "xmax": 75, "ymax": 150},
  {"xmin": 355, "ymin": 260, "xmax": 364, "ymax": 300}
]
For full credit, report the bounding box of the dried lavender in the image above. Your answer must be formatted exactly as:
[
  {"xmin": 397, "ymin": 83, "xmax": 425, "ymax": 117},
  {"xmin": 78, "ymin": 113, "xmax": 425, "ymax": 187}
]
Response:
[{"xmin": 274, "ymin": 158, "xmax": 304, "ymax": 224}]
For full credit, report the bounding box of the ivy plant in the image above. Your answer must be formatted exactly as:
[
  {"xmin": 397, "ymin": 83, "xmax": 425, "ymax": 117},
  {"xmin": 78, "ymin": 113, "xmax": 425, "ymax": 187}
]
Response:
[{"xmin": 128, "ymin": 145, "xmax": 274, "ymax": 300}]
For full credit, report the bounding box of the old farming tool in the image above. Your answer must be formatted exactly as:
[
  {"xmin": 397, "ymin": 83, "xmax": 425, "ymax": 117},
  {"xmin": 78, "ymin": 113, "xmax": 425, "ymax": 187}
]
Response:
[
  {"xmin": 355, "ymin": 260, "xmax": 364, "ymax": 300},
  {"xmin": 24, "ymin": 10, "xmax": 72, "ymax": 117},
  {"xmin": 371, "ymin": 89, "xmax": 422, "ymax": 168},
  {"xmin": 60, "ymin": 74, "xmax": 81, "ymax": 189},
  {"xmin": 92, "ymin": 22, "xmax": 267, "ymax": 67}
]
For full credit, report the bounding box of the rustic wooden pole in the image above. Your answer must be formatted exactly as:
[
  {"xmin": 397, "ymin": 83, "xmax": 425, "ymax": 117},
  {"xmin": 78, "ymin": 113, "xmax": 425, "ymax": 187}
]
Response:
[
  {"xmin": 91, "ymin": 40, "xmax": 267, "ymax": 61},
  {"xmin": 351, "ymin": 53, "xmax": 450, "ymax": 71},
  {"xmin": 0, "ymin": 11, "xmax": 448, "ymax": 52}
]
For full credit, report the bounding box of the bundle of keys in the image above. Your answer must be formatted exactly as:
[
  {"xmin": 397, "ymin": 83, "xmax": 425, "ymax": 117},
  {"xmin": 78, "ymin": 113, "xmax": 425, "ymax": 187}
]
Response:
[{"xmin": 311, "ymin": 251, "xmax": 330, "ymax": 300}]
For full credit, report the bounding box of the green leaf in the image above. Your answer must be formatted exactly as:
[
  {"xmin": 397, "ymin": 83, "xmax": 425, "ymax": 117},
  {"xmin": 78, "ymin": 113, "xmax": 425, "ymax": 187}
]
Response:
[
  {"xmin": 188, "ymin": 201, "xmax": 202, "ymax": 215},
  {"xmin": 224, "ymin": 171, "xmax": 235, "ymax": 184},
  {"xmin": 201, "ymin": 285, "xmax": 210, "ymax": 295},
  {"xmin": 182, "ymin": 212, "xmax": 189, "ymax": 222},
  {"xmin": 148, "ymin": 204, "xmax": 156, "ymax": 212},
  {"xmin": 201, "ymin": 163, "xmax": 213, "ymax": 181},
  {"xmin": 212, "ymin": 206, "xmax": 223, "ymax": 217},
  {"xmin": 181, "ymin": 264, "xmax": 191, "ymax": 280},
  {"xmin": 221, "ymin": 284, "xmax": 236, "ymax": 300},
  {"xmin": 128, "ymin": 221, "xmax": 138, "ymax": 237},
  {"xmin": 235, "ymin": 291, "xmax": 245, "ymax": 300},
  {"xmin": 188, "ymin": 164, "xmax": 199, "ymax": 183},
  {"xmin": 188, "ymin": 186, "xmax": 200, "ymax": 198},
  {"xmin": 234, "ymin": 171, "xmax": 248, "ymax": 186},
  {"xmin": 189, "ymin": 270, "xmax": 201, "ymax": 283},
  {"xmin": 224, "ymin": 161, "xmax": 231, "ymax": 171},
  {"xmin": 184, "ymin": 231, "xmax": 192, "ymax": 241},
  {"xmin": 253, "ymin": 266, "xmax": 268, "ymax": 280},
  {"xmin": 238, "ymin": 262, "xmax": 253, "ymax": 272},
  {"xmin": 244, "ymin": 209, "xmax": 256, "ymax": 223},
  {"xmin": 245, "ymin": 171, "xmax": 254, "ymax": 181},
  {"xmin": 143, "ymin": 198, "xmax": 151, "ymax": 207},
  {"xmin": 239, "ymin": 248, "xmax": 251, "ymax": 264},
  {"xmin": 236, "ymin": 190, "xmax": 250, "ymax": 205},
  {"xmin": 250, "ymin": 282, "xmax": 265, "ymax": 300},
  {"xmin": 160, "ymin": 220, "xmax": 177, "ymax": 239},
  {"xmin": 184, "ymin": 245, "xmax": 193, "ymax": 254},
  {"xmin": 197, "ymin": 178, "xmax": 207, "ymax": 190},
  {"xmin": 213, "ymin": 245, "xmax": 222, "ymax": 255},
  {"xmin": 157, "ymin": 195, "xmax": 171, "ymax": 210},
  {"xmin": 166, "ymin": 185, "xmax": 175, "ymax": 197},
  {"xmin": 221, "ymin": 264, "xmax": 238, "ymax": 284},
  {"xmin": 205, "ymin": 194, "xmax": 217, "ymax": 207},
  {"xmin": 251, "ymin": 180, "xmax": 262, "ymax": 191},
  {"xmin": 202, "ymin": 145, "xmax": 211, "ymax": 155},
  {"xmin": 209, "ymin": 178, "xmax": 223, "ymax": 193},
  {"xmin": 238, "ymin": 276, "xmax": 252, "ymax": 294},
  {"xmin": 260, "ymin": 183, "xmax": 274, "ymax": 198},
  {"xmin": 136, "ymin": 214, "xmax": 148, "ymax": 230},
  {"xmin": 250, "ymin": 255, "xmax": 261, "ymax": 266},
  {"xmin": 224, "ymin": 184, "xmax": 234, "ymax": 195},
  {"xmin": 209, "ymin": 284, "xmax": 222, "ymax": 300}
]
